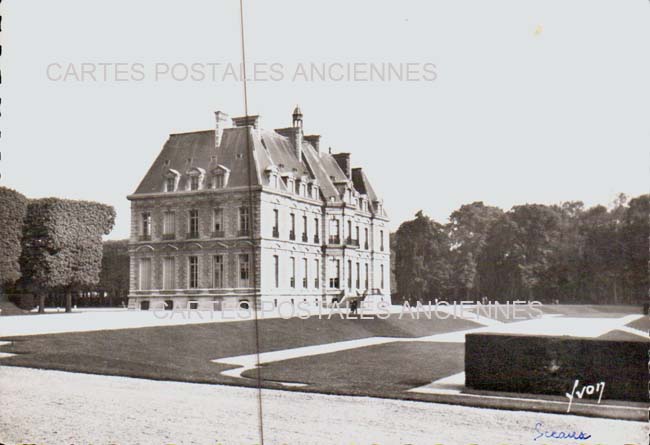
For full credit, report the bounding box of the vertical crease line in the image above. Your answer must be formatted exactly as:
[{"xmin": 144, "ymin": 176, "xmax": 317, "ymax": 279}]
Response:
[{"xmin": 238, "ymin": 0, "xmax": 265, "ymax": 444}]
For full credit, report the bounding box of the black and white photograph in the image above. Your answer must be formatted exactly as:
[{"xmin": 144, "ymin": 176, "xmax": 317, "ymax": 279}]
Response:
[{"xmin": 0, "ymin": 1, "xmax": 648, "ymax": 444}]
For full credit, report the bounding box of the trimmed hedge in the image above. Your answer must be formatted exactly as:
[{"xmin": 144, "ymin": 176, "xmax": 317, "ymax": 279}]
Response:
[
  {"xmin": 0, "ymin": 187, "xmax": 28, "ymax": 286},
  {"xmin": 465, "ymin": 333, "xmax": 649, "ymax": 403},
  {"xmin": 98, "ymin": 239, "xmax": 130, "ymax": 302},
  {"xmin": 20, "ymin": 198, "xmax": 116, "ymax": 291}
]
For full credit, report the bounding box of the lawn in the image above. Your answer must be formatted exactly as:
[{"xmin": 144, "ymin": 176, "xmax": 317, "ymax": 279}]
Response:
[
  {"xmin": 246, "ymin": 341, "xmax": 465, "ymax": 396},
  {"xmin": 540, "ymin": 304, "xmax": 643, "ymax": 318},
  {"xmin": 0, "ymin": 314, "xmax": 480, "ymax": 390},
  {"xmin": 626, "ymin": 315, "xmax": 650, "ymax": 332}
]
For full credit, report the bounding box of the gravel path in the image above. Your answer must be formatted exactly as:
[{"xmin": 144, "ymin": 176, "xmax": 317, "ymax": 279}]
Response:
[{"xmin": 0, "ymin": 366, "xmax": 646, "ymax": 445}]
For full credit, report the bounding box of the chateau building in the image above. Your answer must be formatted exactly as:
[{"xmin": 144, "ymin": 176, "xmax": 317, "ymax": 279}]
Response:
[{"xmin": 127, "ymin": 107, "xmax": 390, "ymax": 310}]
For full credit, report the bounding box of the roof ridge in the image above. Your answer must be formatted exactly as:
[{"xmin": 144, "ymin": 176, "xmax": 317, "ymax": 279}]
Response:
[{"xmin": 169, "ymin": 129, "xmax": 215, "ymax": 136}]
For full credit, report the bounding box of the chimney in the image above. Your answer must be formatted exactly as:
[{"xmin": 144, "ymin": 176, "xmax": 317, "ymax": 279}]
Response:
[
  {"xmin": 304, "ymin": 135, "xmax": 321, "ymax": 153},
  {"xmin": 292, "ymin": 106, "xmax": 303, "ymax": 160},
  {"xmin": 214, "ymin": 111, "xmax": 232, "ymax": 148},
  {"xmin": 232, "ymin": 115, "xmax": 261, "ymax": 129},
  {"xmin": 332, "ymin": 153, "xmax": 352, "ymax": 179}
]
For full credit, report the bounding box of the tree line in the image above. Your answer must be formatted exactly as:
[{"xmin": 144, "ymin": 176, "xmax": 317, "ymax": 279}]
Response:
[
  {"xmin": 392, "ymin": 194, "xmax": 648, "ymax": 304},
  {"xmin": 0, "ymin": 187, "xmax": 116, "ymax": 312}
]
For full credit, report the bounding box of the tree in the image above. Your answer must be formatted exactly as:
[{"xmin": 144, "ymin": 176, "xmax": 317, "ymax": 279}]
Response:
[
  {"xmin": 20, "ymin": 198, "xmax": 115, "ymax": 312},
  {"xmin": 479, "ymin": 204, "xmax": 562, "ymax": 300},
  {"xmin": 621, "ymin": 194, "xmax": 649, "ymax": 302},
  {"xmin": 98, "ymin": 239, "xmax": 130, "ymax": 306},
  {"xmin": 447, "ymin": 202, "xmax": 503, "ymax": 298},
  {"xmin": 394, "ymin": 211, "xmax": 451, "ymax": 302},
  {"xmin": 0, "ymin": 187, "xmax": 28, "ymax": 291}
]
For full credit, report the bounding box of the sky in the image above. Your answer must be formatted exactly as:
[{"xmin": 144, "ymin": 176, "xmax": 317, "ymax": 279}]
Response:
[{"xmin": 1, "ymin": 0, "xmax": 649, "ymax": 239}]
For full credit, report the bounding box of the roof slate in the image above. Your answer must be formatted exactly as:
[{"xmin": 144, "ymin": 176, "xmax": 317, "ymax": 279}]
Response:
[{"xmin": 131, "ymin": 118, "xmax": 385, "ymax": 217}]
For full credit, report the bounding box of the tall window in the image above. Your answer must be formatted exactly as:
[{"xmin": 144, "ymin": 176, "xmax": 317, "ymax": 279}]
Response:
[
  {"xmin": 141, "ymin": 212, "xmax": 151, "ymax": 238},
  {"xmin": 364, "ymin": 228, "xmax": 369, "ymax": 249},
  {"xmin": 381, "ymin": 264, "xmax": 385, "ymax": 289},
  {"xmin": 347, "ymin": 220, "xmax": 352, "ymax": 241},
  {"xmin": 190, "ymin": 175, "xmax": 200, "ymax": 191},
  {"xmin": 303, "ymin": 258, "xmax": 308, "ymax": 288},
  {"xmin": 163, "ymin": 211, "xmax": 175, "ymax": 237},
  {"xmin": 165, "ymin": 177, "xmax": 175, "ymax": 192},
  {"xmin": 289, "ymin": 213, "xmax": 296, "ymax": 240},
  {"xmin": 273, "ymin": 255, "xmax": 279, "ymax": 288},
  {"xmin": 188, "ymin": 256, "xmax": 199, "ymax": 289},
  {"xmin": 302, "ymin": 215, "xmax": 308, "ymax": 241},
  {"xmin": 314, "ymin": 218, "xmax": 320, "ymax": 243},
  {"xmin": 329, "ymin": 219, "xmax": 340, "ymax": 244},
  {"xmin": 213, "ymin": 208, "xmax": 223, "ymax": 235},
  {"xmin": 213, "ymin": 255, "xmax": 224, "ymax": 288},
  {"xmin": 239, "ymin": 254, "xmax": 250, "ymax": 287},
  {"xmin": 163, "ymin": 257, "xmax": 175, "ymax": 290},
  {"xmin": 380, "ymin": 230, "xmax": 385, "ymax": 251},
  {"xmin": 290, "ymin": 257, "xmax": 296, "ymax": 288},
  {"xmin": 347, "ymin": 259, "xmax": 352, "ymax": 289},
  {"xmin": 356, "ymin": 262, "xmax": 360, "ymax": 289},
  {"xmin": 329, "ymin": 259, "xmax": 340, "ymax": 289},
  {"xmin": 365, "ymin": 263, "xmax": 369, "ymax": 289},
  {"xmin": 355, "ymin": 226, "xmax": 360, "ymax": 243},
  {"xmin": 239, "ymin": 207, "xmax": 250, "ymax": 235},
  {"xmin": 314, "ymin": 258, "xmax": 320, "ymax": 288},
  {"xmin": 139, "ymin": 258, "xmax": 152, "ymax": 290},
  {"xmin": 272, "ymin": 209, "xmax": 279, "ymax": 237},
  {"xmin": 188, "ymin": 210, "xmax": 199, "ymax": 237}
]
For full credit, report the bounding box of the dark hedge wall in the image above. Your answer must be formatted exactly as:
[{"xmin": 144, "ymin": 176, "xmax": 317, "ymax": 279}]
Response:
[
  {"xmin": 465, "ymin": 332, "xmax": 648, "ymax": 403},
  {"xmin": 0, "ymin": 187, "xmax": 28, "ymax": 286}
]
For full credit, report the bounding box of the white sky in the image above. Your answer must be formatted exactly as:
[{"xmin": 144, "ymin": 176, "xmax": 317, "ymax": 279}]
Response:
[{"xmin": 1, "ymin": 0, "xmax": 649, "ymax": 239}]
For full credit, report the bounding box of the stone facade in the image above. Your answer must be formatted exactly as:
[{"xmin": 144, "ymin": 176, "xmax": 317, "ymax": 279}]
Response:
[{"xmin": 127, "ymin": 107, "xmax": 390, "ymax": 310}]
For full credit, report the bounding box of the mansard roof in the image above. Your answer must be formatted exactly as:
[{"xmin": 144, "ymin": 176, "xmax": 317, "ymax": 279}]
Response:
[{"xmin": 131, "ymin": 113, "xmax": 386, "ymax": 217}]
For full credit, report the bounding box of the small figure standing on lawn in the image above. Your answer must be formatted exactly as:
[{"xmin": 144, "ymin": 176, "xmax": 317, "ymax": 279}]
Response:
[{"xmin": 350, "ymin": 300, "xmax": 358, "ymax": 316}]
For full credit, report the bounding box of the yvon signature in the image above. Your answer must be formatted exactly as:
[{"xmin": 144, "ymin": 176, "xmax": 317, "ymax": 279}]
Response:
[{"xmin": 565, "ymin": 379, "xmax": 605, "ymax": 413}]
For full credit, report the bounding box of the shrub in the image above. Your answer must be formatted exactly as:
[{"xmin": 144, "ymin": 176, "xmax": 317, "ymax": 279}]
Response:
[
  {"xmin": 20, "ymin": 198, "xmax": 115, "ymax": 311},
  {"xmin": 0, "ymin": 187, "xmax": 28, "ymax": 286}
]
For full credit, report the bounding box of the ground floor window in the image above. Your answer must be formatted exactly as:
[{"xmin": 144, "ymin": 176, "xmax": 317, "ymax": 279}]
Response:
[
  {"xmin": 188, "ymin": 256, "xmax": 199, "ymax": 289},
  {"xmin": 347, "ymin": 260, "xmax": 352, "ymax": 290},
  {"xmin": 163, "ymin": 257, "xmax": 175, "ymax": 290},
  {"xmin": 239, "ymin": 254, "xmax": 250, "ymax": 287},
  {"xmin": 139, "ymin": 258, "xmax": 152, "ymax": 290},
  {"xmin": 213, "ymin": 255, "xmax": 224, "ymax": 288},
  {"xmin": 365, "ymin": 263, "xmax": 369, "ymax": 289},
  {"xmin": 329, "ymin": 258, "xmax": 340, "ymax": 289}
]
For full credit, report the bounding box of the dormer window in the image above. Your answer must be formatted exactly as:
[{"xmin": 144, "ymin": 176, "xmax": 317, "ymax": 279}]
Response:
[
  {"xmin": 164, "ymin": 169, "xmax": 180, "ymax": 193},
  {"xmin": 186, "ymin": 167, "xmax": 206, "ymax": 192},
  {"xmin": 166, "ymin": 177, "xmax": 175, "ymax": 192},
  {"xmin": 190, "ymin": 176, "xmax": 200, "ymax": 191},
  {"xmin": 213, "ymin": 173, "xmax": 225, "ymax": 188},
  {"xmin": 211, "ymin": 165, "xmax": 230, "ymax": 189},
  {"xmin": 309, "ymin": 184, "xmax": 319, "ymax": 200},
  {"xmin": 265, "ymin": 166, "xmax": 279, "ymax": 189}
]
